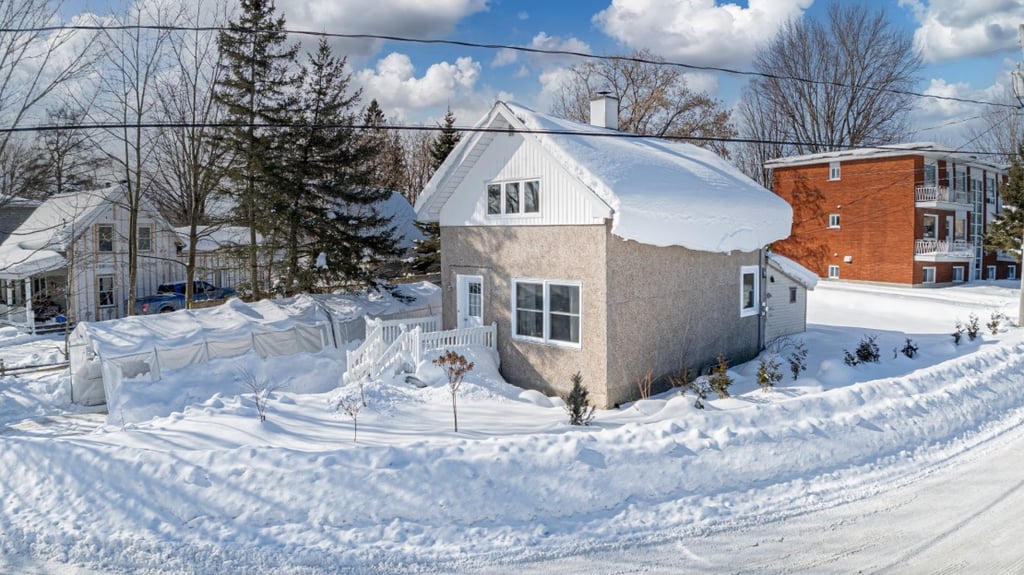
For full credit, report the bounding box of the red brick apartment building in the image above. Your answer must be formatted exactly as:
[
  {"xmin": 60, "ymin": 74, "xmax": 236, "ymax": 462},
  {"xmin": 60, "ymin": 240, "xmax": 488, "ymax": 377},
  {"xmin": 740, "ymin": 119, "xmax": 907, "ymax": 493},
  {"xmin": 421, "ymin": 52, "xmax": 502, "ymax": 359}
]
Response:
[{"xmin": 765, "ymin": 143, "xmax": 1014, "ymax": 286}]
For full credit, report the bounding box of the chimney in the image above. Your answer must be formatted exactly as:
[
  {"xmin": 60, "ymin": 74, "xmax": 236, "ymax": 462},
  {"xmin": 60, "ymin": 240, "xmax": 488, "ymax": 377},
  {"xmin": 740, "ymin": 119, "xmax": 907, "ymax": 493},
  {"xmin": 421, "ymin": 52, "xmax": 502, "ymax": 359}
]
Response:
[{"xmin": 589, "ymin": 92, "xmax": 619, "ymax": 130}]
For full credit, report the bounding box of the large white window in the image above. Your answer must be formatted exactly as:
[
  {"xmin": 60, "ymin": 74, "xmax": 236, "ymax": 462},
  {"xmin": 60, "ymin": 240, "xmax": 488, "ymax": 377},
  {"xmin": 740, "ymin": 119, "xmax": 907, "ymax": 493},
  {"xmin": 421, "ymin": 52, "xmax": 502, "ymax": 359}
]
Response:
[
  {"xmin": 828, "ymin": 213, "xmax": 840, "ymax": 229},
  {"xmin": 953, "ymin": 266, "xmax": 965, "ymax": 283},
  {"xmin": 923, "ymin": 162, "xmax": 938, "ymax": 187},
  {"xmin": 922, "ymin": 267, "xmax": 936, "ymax": 284},
  {"xmin": 828, "ymin": 161, "xmax": 841, "ymax": 181},
  {"xmin": 137, "ymin": 225, "xmax": 152, "ymax": 252},
  {"xmin": 487, "ymin": 179, "xmax": 540, "ymax": 216},
  {"xmin": 512, "ymin": 279, "xmax": 581, "ymax": 346},
  {"xmin": 740, "ymin": 265, "xmax": 759, "ymax": 317},
  {"xmin": 828, "ymin": 265, "xmax": 840, "ymax": 279},
  {"xmin": 98, "ymin": 275, "xmax": 115, "ymax": 308}
]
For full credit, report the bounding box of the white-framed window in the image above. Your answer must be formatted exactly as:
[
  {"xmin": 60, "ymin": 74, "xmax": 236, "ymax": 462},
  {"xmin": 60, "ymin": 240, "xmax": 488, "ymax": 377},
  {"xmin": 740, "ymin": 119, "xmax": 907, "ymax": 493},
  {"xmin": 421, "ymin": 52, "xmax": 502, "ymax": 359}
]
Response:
[
  {"xmin": 922, "ymin": 214, "xmax": 938, "ymax": 240},
  {"xmin": 98, "ymin": 275, "xmax": 115, "ymax": 308},
  {"xmin": 137, "ymin": 225, "xmax": 152, "ymax": 252},
  {"xmin": 789, "ymin": 286, "xmax": 797, "ymax": 304},
  {"xmin": 828, "ymin": 213, "xmax": 841, "ymax": 229},
  {"xmin": 512, "ymin": 279, "xmax": 581, "ymax": 346},
  {"xmin": 986, "ymin": 265, "xmax": 996, "ymax": 280},
  {"xmin": 97, "ymin": 224, "xmax": 114, "ymax": 253},
  {"xmin": 828, "ymin": 265, "xmax": 840, "ymax": 279},
  {"xmin": 487, "ymin": 179, "xmax": 540, "ymax": 216},
  {"xmin": 1009, "ymin": 265, "xmax": 1017, "ymax": 281},
  {"xmin": 954, "ymin": 214, "xmax": 967, "ymax": 241},
  {"xmin": 740, "ymin": 265, "xmax": 759, "ymax": 317},
  {"xmin": 923, "ymin": 162, "xmax": 938, "ymax": 187},
  {"xmin": 953, "ymin": 266, "xmax": 965, "ymax": 283},
  {"xmin": 922, "ymin": 267, "xmax": 936, "ymax": 284},
  {"xmin": 828, "ymin": 161, "xmax": 841, "ymax": 181}
]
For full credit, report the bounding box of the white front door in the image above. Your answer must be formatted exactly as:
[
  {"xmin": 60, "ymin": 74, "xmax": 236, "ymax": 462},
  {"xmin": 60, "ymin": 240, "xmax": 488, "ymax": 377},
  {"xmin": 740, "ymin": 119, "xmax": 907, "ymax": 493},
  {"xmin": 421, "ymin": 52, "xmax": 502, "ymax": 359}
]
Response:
[{"xmin": 456, "ymin": 274, "xmax": 483, "ymax": 329}]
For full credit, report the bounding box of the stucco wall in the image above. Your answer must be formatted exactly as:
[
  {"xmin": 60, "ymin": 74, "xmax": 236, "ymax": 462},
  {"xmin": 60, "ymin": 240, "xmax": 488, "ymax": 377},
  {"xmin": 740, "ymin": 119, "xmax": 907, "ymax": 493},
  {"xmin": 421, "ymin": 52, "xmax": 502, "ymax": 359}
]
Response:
[
  {"xmin": 604, "ymin": 230, "xmax": 762, "ymax": 405},
  {"xmin": 440, "ymin": 224, "xmax": 611, "ymax": 406}
]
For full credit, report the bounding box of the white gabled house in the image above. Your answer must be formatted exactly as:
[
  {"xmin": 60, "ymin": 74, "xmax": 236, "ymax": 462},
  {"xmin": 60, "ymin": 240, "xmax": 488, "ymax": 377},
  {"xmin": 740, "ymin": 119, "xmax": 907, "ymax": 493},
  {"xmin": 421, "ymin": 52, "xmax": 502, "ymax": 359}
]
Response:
[
  {"xmin": 0, "ymin": 183, "xmax": 180, "ymax": 331},
  {"xmin": 414, "ymin": 98, "xmax": 794, "ymax": 407}
]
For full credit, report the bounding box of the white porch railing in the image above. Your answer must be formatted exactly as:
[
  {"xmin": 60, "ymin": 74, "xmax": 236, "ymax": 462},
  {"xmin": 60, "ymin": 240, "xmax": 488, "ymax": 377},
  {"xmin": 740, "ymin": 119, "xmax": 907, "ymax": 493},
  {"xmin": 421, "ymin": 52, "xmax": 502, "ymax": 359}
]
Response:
[
  {"xmin": 915, "ymin": 185, "xmax": 970, "ymax": 205},
  {"xmin": 914, "ymin": 239, "xmax": 972, "ymax": 256},
  {"xmin": 344, "ymin": 315, "xmax": 497, "ymax": 384}
]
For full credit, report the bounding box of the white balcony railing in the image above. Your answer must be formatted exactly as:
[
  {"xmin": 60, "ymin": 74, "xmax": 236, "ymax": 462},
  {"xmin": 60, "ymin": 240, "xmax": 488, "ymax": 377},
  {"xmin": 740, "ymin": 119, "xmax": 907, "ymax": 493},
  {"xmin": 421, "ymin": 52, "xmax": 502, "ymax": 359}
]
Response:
[
  {"xmin": 915, "ymin": 185, "xmax": 970, "ymax": 205},
  {"xmin": 914, "ymin": 239, "xmax": 972, "ymax": 257}
]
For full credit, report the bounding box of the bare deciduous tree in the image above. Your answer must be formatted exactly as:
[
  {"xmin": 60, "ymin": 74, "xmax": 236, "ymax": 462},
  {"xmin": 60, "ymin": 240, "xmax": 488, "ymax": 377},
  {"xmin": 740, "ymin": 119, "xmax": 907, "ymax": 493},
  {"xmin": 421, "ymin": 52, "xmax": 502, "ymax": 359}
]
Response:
[
  {"xmin": 741, "ymin": 3, "xmax": 922, "ymax": 159},
  {"xmin": 551, "ymin": 49, "xmax": 736, "ymax": 157},
  {"xmin": 0, "ymin": 0, "xmax": 95, "ymax": 204},
  {"xmin": 35, "ymin": 104, "xmax": 105, "ymax": 195}
]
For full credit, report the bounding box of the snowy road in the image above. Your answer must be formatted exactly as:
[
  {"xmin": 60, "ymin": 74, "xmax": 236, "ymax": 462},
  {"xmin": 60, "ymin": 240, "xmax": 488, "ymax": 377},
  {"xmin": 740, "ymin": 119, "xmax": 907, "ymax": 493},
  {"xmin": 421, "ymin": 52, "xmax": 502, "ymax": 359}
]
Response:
[{"xmin": 465, "ymin": 414, "xmax": 1024, "ymax": 574}]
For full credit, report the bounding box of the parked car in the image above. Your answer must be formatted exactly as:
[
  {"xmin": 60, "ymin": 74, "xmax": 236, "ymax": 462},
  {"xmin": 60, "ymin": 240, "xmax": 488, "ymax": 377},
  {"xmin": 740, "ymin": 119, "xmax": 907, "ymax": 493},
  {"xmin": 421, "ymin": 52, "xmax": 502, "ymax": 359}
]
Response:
[{"xmin": 134, "ymin": 281, "xmax": 235, "ymax": 315}]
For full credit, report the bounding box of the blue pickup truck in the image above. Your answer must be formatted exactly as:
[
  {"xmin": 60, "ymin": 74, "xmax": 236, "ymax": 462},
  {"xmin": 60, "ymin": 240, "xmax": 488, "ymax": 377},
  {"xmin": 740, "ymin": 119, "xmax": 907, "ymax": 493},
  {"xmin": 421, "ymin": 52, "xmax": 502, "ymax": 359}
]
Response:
[{"xmin": 134, "ymin": 281, "xmax": 236, "ymax": 315}]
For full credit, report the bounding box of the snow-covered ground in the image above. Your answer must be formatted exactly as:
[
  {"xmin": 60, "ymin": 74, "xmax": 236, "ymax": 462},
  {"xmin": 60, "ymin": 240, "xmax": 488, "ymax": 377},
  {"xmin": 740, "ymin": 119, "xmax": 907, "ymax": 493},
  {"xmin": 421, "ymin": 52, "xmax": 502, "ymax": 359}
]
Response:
[{"xmin": 1, "ymin": 280, "xmax": 1022, "ymax": 574}]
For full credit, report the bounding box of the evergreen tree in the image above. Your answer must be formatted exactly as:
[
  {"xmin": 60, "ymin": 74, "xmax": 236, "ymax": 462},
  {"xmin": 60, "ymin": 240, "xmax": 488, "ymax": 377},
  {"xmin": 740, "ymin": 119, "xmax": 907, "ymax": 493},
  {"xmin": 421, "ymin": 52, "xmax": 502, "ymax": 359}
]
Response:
[
  {"xmin": 363, "ymin": 99, "xmax": 407, "ymax": 193},
  {"xmin": 412, "ymin": 109, "xmax": 461, "ymax": 275},
  {"xmin": 984, "ymin": 151, "xmax": 1024, "ymax": 262},
  {"xmin": 214, "ymin": 0, "xmax": 299, "ymax": 298},
  {"xmin": 276, "ymin": 39, "xmax": 399, "ymax": 293}
]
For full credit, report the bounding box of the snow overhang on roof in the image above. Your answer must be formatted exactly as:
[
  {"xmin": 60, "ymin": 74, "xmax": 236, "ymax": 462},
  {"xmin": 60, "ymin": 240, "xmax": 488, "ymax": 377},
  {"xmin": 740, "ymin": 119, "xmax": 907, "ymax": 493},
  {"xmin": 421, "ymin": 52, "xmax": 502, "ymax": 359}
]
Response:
[
  {"xmin": 417, "ymin": 101, "xmax": 793, "ymax": 254},
  {"xmin": 764, "ymin": 142, "xmax": 1009, "ymax": 173},
  {"xmin": 767, "ymin": 252, "xmax": 818, "ymax": 290}
]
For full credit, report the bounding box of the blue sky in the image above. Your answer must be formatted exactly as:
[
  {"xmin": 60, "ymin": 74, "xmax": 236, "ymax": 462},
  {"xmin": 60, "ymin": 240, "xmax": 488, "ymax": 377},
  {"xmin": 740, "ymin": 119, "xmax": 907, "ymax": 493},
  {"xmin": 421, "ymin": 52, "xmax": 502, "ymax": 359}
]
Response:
[{"xmin": 65, "ymin": 0, "xmax": 1024, "ymax": 145}]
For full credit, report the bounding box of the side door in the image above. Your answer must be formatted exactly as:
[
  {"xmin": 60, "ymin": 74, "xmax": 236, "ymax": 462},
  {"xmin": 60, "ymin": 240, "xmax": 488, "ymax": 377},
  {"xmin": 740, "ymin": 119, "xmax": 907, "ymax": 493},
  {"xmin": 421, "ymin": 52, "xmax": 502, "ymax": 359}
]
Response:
[{"xmin": 456, "ymin": 274, "xmax": 483, "ymax": 329}]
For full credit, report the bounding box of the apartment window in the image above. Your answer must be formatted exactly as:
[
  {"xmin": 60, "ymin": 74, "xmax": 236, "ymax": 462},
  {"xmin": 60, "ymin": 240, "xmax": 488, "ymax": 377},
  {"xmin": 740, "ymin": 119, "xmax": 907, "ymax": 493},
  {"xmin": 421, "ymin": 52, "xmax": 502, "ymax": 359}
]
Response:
[
  {"xmin": 98, "ymin": 275, "xmax": 115, "ymax": 308},
  {"xmin": 828, "ymin": 265, "xmax": 840, "ymax": 279},
  {"xmin": 828, "ymin": 161, "xmax": 841, "ymax": 181},
  {"xmin": 1009, "ymin": 265, "xmax": 1017, "ymax": 281},
  {"xmin": 97, "ymin": 224, "xmax": 114, "ymax": 253},
  {"xmin": 137, "ymin": 225, "xmax": 152, "ymax": 252},
  {"xmin": 487, "ymin": 179, "xmax": 540, "ymax": 216},
  {"xmin": 986, "ymin": 265, "xmax": 996, "ymax": 280},
  {"xmin": 512, "ymin": 279, "xmax": 581, "ymax": 346},
  {"xmin": 922, "ymin": 214, "xmax": 938, "ymax": 240},
  {"xmin": 953, "ymin": 266, "xmax": 965, "ymax": 283},
  {"xmin": 922, "ymin": 267, "xmax": 936, "ymax": 284},
  {"xmin": 789, "ymin": 286, "xmax": 798, "ymax": 304},
  {"xmin": 954, "ymin": 215, "xmax": 967, "ymax": 241},
  {"xmin": 923, "ymin": 162, "xmax": 938, "ymax": 187},
  {"xmin": 827, "ymin": 213, "xmax": 840, "ymax": 229},
  {"xmin": 740, "ymin": 265, "xmax": 759, "ymax": 317}
]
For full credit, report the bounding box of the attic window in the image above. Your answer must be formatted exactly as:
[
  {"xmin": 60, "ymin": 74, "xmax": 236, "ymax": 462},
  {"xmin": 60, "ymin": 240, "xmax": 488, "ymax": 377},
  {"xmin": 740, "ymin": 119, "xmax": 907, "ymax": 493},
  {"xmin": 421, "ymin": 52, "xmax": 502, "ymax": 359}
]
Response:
[
  {"xmin": 97, "ymin": 224, "xmax": 114, "ymax": 253},
  {"xmin": 487, "ymin": 179, "xmax": 540, "ymax": 216},
  {"xmin": 828, "ymin": 161, "xmax": 841, "ymax": 181}
]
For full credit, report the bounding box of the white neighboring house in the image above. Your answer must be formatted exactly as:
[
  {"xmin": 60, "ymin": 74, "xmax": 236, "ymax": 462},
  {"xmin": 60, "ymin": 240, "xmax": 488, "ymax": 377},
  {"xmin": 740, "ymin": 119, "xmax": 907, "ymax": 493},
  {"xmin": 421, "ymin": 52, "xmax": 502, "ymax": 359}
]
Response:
[
  {"xmin": 0, "ymin": 183, "xmax": 180, "ymax": 331},
  {"xmin": 765, "ymin": 252, "xmax": 818, "ymax": 343},
  {"xmin": 173, "ymin": 225, "xmax": 255, "ymax": 292}
]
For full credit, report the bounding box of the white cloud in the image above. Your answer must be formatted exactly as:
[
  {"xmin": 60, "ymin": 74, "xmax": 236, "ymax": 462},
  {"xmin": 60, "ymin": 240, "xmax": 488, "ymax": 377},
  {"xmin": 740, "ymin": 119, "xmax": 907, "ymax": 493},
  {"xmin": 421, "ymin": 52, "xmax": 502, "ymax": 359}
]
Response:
[
  {"xmin": 907, "ymin": 77, "xmax": 1013, "ymax": 145},
  {"xmin": 901, "ymin": 0, "xmax": 1024, "ymax": 63},
  {"xmin": 355, "ymin": 52, "xmax": 484, "ymax": 120},
  {"xmin": 491, "ymin": 48, "xmax": 518, "ymax": 67},
  {"xmin": 593, "ymin": 0, "xmax": 812, "ymax": 68}
]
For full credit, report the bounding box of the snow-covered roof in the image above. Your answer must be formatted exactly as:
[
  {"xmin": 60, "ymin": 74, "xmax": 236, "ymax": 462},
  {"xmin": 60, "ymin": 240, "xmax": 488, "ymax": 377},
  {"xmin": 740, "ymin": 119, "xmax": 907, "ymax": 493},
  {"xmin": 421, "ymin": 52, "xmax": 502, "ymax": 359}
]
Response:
[
  {"xmin": 376, "ymin": 190, "xmax": 423, "ymax": 251},
  {"xmin": 0, "ymin": 184, "xmax": 124, "ymax": 280},
  {"xmin": 417, "ymin": 101, "xmax": 792, "ymax": 254},
  {"xmin": 174, "ymin": 226, "xmax": 254, "ymax": 253},
  {"xmin": 764, "ymin": 142, "xmax": 1009, "ymax": 172},
  {"xmin": 767, "ymin": 252, "xmax": 818, "ymax": 290}
]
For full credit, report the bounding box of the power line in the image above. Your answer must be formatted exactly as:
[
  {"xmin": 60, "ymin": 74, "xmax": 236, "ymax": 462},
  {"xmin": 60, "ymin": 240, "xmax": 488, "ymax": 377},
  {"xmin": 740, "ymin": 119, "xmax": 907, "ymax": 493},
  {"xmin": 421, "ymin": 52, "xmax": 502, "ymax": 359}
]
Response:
[{"xmin": 3, "ymin": 23, "xmax": 1018, "ymax": 111}]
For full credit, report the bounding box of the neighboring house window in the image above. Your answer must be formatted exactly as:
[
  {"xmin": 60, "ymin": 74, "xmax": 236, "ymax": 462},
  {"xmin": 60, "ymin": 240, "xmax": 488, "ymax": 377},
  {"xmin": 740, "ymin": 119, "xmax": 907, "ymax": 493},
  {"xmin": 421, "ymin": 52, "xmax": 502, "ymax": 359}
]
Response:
[
  {"xmin": 740, "ymin": 265, "xmax": 759, "ymax": 317},
  {"xmin": 922, "ymin": 214, "xmax": 938, "ymax": 240},
  {"xmin": 98, "ymin": 275, "xmax": 115, "ymax": 308},
  {"xmin": 137, "ymin": 225, "xmax": 152, "ymax": 252},
  {"xmin": 828, "ymin": 161, "xmax": 840, "ymax": 181},
  {"xmin": 953, "ymin": 266, "xmax": 965, "ymax": 283},
  {"xmin": 97, "ymin": 224, "xmax": 114, "ymax": 253},
  {"xmin": 1009, "ymin": 265, "xmax": 1017, "ymax": 281},
  {"xmin": 828, "ymin": 214, "xmax": 840, "ymax": 229},
  {"xmin": 922, "ymin": 267, "xmax": 936, "ymax": 284},
  {"xmin": 789, "ymin": 286, "xmax": 797, "ymax": 304},
  {"xmin": 512, "ymin": 279, "xmax": 581, "ymax": 346},
  {"xmin": 954, "ymin": 215, "xmax": 967, "ymax": 241},
  {"xmin": 828, "ymin": 265, "xmax": 840, "ymax": 279},
  {"xmin": 487, "ymin": 179, "xmax": 541, "ymax": 216},
  {"xmin": 923, "ymin": 162, "xmax": 937, "ymax": 187},
  {"xmin": 986, "ymin": 265, "xmax": 996, "ymax": 280}
]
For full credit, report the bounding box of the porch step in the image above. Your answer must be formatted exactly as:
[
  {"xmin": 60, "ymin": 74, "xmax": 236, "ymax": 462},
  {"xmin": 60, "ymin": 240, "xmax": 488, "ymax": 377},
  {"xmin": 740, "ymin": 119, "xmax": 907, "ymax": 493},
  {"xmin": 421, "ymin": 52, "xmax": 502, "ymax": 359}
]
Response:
[{"xmin": 404, "ymin": 374, "xmax": 428, "ymax": 388}]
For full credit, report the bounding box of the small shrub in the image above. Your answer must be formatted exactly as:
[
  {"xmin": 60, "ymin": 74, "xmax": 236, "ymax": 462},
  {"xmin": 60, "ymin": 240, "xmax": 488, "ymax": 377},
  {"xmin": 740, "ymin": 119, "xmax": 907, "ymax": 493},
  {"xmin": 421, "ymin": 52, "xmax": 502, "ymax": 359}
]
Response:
[
  {"xmin": 686, "ymin": 378, "xmax": 713, "ymax": 410},
  {"xmin": 787, "ymin": 341, "xmax": 808, "ymax": 381},
  {"xmin": 433, "ymin": 350, "xmax": 474, "ymax": 432},
  {"xmin": 636, "ymin": 365, "xmax": 654, "ymax": 400},
  {"xmin": 756, "ymin": 355, "xmax": 783, "ymax": 392},
  {"xmin": 952, "ymin": 320, "xmax": 964, "ymax": 345},
  {"xmin": 966, "ymin": 313, "xmax": 980, "ymax": 341},
  {"xmin": 854, "ymin": 334, "xmax": 880, "ymax": 363},
  {"xmin": 336, "ymin": 393, "xmax": 363, "ymax": 442},
  {"xmin": 900, "ymin": 338, "xmax": 918, "ymax": 359},
  {"xmin": 667, "ymin": 362, "xmax": 693, "ymax": 394},
  {"xmin": 843, "ymin": 349, "xmax": 859, "ymax": 367},
  {"xmin": 987, "ymin": 312, "xmax": 1004, "ymax": 335},
  {"xmin": 564, "ymin": 371, "xmax": 595, "ymax": 426},
  {"xmin": 237, "ymin": 367, "xmax": 288, "ymax": 422},
  {"xmin": 708, "ymin": 353, "xmax": 732, "ymax": 398}
]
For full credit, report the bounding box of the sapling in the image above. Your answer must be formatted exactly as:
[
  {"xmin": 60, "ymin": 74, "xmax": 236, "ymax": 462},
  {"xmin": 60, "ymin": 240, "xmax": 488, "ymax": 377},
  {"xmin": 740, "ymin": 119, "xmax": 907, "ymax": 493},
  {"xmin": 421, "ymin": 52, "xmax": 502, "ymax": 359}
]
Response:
[
  {"xmin": 987, "ymin": 312, "xmax": 1004, "ymax": 335},
  {"xmin": 900, "ymin": 338, "xmax": 918, "ymax": 359},
  {"xmin": 966, "ymin": 313, "xmax": 980, "ymax": 341},
  {"xmin": 237, "ymin": 367, "xmax": 287, "ymax": 422},
  {"xmin": 337, "ymin": 394, "xmax": 363, "ymax": 442},
  {"xmin": 433, "ymin": 350, "xmax": 474, "ymax": 432},
  {"xmin": 708, "ymin": 354, "xmax": 732, "ymax": 398},
  {"xmin": 563, "ymin": 371, "xmax": 595, "ymax": 426},
  {"xmin": 952, "ymin": 320, "xmax": 964, "ymax": 345},
  {"xmin": 756, "ymin": 354, "xmax": 783, "ymax": 392},
  {"xmin": 787, "ymin": 341, "xmax": 808, "ymax": 381}
]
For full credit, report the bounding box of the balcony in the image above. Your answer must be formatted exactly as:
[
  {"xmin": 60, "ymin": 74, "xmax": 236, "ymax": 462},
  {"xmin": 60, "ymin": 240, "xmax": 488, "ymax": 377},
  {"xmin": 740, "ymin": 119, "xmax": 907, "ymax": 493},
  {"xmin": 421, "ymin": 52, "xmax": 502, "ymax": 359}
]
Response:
[
  {"xmin": 915, "ymin": 186, "xmax": 972, "ymax": 211},
  {"xmin": 914, "ymin": 239, "xmax": 973, "ymax": 262}
]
